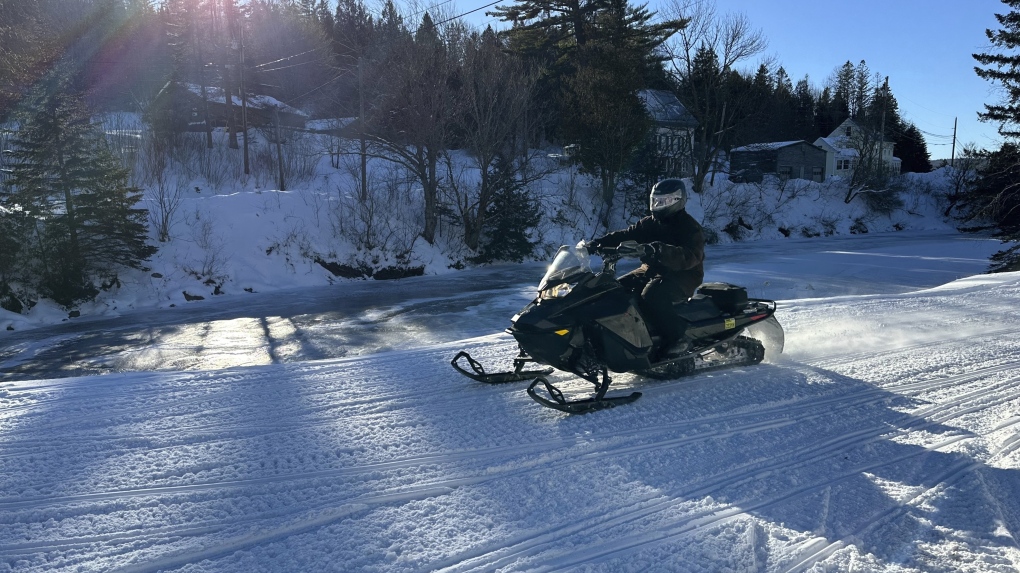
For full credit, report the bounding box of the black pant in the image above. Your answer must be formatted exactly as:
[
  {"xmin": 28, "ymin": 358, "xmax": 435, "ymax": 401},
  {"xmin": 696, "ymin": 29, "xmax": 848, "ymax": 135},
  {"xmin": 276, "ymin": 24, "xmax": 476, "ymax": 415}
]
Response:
[{"xmin": 618, "ymin": 269, "xmax": 692, "ymax": 342}]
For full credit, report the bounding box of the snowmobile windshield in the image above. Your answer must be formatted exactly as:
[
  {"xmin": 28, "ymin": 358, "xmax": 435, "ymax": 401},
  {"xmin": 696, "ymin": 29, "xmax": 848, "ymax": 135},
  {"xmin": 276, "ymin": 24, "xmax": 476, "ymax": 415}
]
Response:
[{"xmin": 538, "ymin": 245, "xmax": 591, "ymax": 292}]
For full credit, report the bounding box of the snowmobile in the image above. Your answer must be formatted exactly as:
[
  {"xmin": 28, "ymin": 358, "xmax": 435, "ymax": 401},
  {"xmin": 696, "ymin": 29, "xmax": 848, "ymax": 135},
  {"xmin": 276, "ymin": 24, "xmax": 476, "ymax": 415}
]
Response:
[{"xmin": 451, "ymin": 241, "xmax": 784, "ymax": 414}]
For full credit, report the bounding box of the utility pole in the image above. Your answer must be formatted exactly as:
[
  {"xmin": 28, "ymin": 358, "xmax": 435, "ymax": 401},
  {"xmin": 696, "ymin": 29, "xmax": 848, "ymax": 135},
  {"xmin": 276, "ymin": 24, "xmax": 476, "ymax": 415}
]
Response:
[
  {"xmin": 878, "ymin": 77, "xmax": 888, "ymax": 178},
  {"xmin": 274, "ymin": 107, "xmax": 285, "ymax": 191},
  {"xmin": 240, "ymin": 19, "xmax": 249, "ymax": 175},
  {"xmin": 359, "ymin": 56, "xmax": 367, "ymax": 201},
  {"xmin": 951, "ymin": 117, "xmax": 958, "ymax": 167},
  {"xmin": 709, "ymin": 100, "xmax": 727, "ymax": 186}
]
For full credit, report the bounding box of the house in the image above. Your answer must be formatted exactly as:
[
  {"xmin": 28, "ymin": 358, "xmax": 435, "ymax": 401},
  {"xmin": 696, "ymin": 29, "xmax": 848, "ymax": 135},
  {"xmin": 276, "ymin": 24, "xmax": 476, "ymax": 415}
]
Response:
[
  {"xmin": 813, "ymin": 118, "xmax": 900, "ymax": 179},
  {"xmin": 152, "ymin": 81, "xmax": 309, "ymax": 132},
  {"xmin": 638, "ymin": 89, "xmax": 698, "ymax": 177},
  {"xmin": 729, "ymin": 140, "xmax": 828, "ymax": 183}
]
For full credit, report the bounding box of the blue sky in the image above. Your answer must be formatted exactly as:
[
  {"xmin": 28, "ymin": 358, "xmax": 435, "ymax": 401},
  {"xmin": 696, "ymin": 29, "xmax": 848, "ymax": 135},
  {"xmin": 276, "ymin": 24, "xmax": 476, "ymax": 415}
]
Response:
[{"xmin": 451, "ymin": 0, "xmax": 1008, "ymax": 159}]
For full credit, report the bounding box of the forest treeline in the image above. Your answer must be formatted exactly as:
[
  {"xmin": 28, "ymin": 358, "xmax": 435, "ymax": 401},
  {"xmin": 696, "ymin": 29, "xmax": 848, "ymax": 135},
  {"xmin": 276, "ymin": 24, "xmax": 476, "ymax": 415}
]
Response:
[{"xmin": 0, "ymin": 0, "xmax": 1018, "ymax": 309}]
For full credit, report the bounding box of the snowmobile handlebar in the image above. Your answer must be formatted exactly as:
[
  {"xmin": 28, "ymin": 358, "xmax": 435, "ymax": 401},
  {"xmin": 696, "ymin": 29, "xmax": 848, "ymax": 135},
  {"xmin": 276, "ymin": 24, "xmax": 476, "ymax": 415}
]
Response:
[
  {"xmin": 588, "ymin": 240, "xmax": 646, "ymax": 260},
  {"xmin": 587, "ymin": 237, "xmax": 648, "ymax": 263},
  {"xmin": 585, "ymin": 240, "xmax": 648, "ymax": 277}
]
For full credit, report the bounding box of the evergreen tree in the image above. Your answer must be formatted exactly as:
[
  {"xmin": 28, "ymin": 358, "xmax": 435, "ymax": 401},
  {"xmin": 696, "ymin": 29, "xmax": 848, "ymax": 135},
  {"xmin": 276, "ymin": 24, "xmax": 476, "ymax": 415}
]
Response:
[
  {"xmin": 974, "ymin": 0, "xmax": 1020, "ymax": 137},
  {"xmin": 557, "ymin": 0, "xmax": 669, "ymax": 220},
  {"xmin": 830, "ymin": 60, "xmax": 855, "ymax": 120},
  {"xmin": 769, "ymin": 67, "xmax": 798, "ymax": 140},
  {"xmin": 958, "ymin": 143, "xmax": 1020, "ymax": 270},
  {"xmin": 815, "ymin": 86, "xmax": 843, "ymax": 137},
  {"xmin": 851, "ymin": 59, "xmax": 873, "ymax": 119},
  {"xmin": 792, "ymin": 76, "xmax": 817, "ymax": 139},
  {"xmin": 734, "ymin": 64, "xmax": 773, "ymax": 144},
  {"xmin": 970, "ymin": 0, "xmax": 1020, "ymax": 270},
  {"xmin": 471, "ymin": 158, "xmax": 541, "ymax": 264},
  {"xmin": 894, "ymin": 123, "xmax": 932, "ymax": 173},
  {"xmin": 3, "ymin": 67, "xmax": 156, "ymax": 306},
  {"xmin": 495, "ymin": 0, "xmax": 684, "ymax": 142}
]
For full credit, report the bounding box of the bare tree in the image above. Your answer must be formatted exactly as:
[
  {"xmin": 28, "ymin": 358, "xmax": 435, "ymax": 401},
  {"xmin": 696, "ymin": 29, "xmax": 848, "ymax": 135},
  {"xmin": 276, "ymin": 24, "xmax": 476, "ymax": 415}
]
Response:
[
  {"xmin": 942, "ymin": 145, "xmax": 982, "ymax": 217},
  {"xmin": 452, "ymin": 29, "xmax": 537, "ymax": 251},
  {"xmin": 365, "ymin": 12, "xmax": 456, "ymax": 245},
  {"xmin": 660, "ymin": 0, "xmax": 768, "ymax": 193},
  {"xmin": 840, "ymin": 124, "xmax": 895, "ymax": 203}
]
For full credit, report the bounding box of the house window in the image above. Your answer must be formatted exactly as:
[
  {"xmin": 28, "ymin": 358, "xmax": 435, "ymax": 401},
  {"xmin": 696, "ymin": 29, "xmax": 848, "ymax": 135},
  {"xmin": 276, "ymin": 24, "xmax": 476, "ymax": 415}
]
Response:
[
  {"xmin": 845, "ymin": 126, "xmax": 852, "ymax": 136},
  {"xmin": 778, "ymin": 165, "xmax": 792, "ymax": 178},
  {"xmin": 813, "ymin": 167, "xmax": 823, "ymax": 180},
  {"xmin": 836, "ymin": 159, "xmax": 852, "ymax": 170}
]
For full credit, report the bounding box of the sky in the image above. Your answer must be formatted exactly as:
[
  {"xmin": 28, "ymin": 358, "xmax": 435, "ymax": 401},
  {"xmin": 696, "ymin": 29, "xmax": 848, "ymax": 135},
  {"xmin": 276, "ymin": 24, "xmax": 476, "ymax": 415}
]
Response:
[{"xmin": 449, "ymin": 0, "xmax": 1009, "ymax": 159}]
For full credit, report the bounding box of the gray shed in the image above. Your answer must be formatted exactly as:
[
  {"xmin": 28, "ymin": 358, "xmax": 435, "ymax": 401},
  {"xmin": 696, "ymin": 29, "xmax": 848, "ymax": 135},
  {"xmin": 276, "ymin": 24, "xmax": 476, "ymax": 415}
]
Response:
[{"xmin": 730, "ymin": 140, "xmax": 828, "ymax": 183}]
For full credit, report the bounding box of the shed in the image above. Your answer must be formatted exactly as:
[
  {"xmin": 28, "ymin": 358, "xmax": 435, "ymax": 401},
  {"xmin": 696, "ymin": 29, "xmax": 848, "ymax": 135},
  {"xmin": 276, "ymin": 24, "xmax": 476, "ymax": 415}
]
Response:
[
  {"xmin": 729, "ymin": 140, "xmax": 829, "ymax": 182},
  {"xmin": 152, "ymin": 81, "xmax": 309, "ymax": 132}
]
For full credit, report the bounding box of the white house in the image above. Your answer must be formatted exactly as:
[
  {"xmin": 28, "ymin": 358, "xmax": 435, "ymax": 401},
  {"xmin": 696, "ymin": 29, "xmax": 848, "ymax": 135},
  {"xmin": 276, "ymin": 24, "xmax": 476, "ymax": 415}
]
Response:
[
  {"xmin": 638, "ymin": 89, "xmax": 698, "ymax": 177},
  {"xmin": 813, "ymin": 118, "xmax": 900, "ymax": 179}
]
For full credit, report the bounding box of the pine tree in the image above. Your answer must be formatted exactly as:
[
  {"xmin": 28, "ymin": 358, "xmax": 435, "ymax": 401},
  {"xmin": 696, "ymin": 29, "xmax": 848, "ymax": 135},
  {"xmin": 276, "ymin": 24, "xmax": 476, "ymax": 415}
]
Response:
[
  {"xmin": 496, "ymin": 0, "xmax": 684, "ymax": 148},
  {"xmin": 557, "ymin": 0, "xmax": 670, "ymax": 219},
  {"xmin": 894, "ymin": 123, "xmax": 932, "ymax": 173},
  {"xmin": 4, "ymin": 66, "xmax": 156, "ymax": 306},
  {"xmin": 974, "ymin": 0, "xmax": 1020, "ymax": 136},
  {"xmin": 969, "ymin": 0, "xmax": 1020, "ymax": 270},
  {"xmin": 792, "ymin": 76, "xmax": 817, "ymax": 139}
]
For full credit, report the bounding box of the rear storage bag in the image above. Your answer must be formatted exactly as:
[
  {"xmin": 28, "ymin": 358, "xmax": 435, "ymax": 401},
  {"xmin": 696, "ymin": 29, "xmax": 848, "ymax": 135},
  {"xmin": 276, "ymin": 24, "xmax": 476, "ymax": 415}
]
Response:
[{"xmin": 696, "ymin": 282, "xmax": 748, "ymax": 314}]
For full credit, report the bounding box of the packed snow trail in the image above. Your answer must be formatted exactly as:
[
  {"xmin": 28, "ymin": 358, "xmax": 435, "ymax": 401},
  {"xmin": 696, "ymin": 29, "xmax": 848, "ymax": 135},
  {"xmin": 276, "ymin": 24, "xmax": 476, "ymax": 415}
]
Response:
[
  {"xmin": 1, "ymin": 233, "xmax": 1020, "ymax": 570},
  {"xmin": 3, "ymin": 234, "xmax": 1020, "ymax": 572}
]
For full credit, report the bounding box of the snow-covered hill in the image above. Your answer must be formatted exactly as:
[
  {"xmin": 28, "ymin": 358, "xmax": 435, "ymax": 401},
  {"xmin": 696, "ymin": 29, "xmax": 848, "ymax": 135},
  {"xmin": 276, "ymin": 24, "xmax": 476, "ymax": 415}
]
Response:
[
  {"xmin": 2, "ymin": 232, "xmax": 1019, "ymax": 572},
  {"xmin": 0, "ymin": 117, "xmax": 974, "ymax": 333}
]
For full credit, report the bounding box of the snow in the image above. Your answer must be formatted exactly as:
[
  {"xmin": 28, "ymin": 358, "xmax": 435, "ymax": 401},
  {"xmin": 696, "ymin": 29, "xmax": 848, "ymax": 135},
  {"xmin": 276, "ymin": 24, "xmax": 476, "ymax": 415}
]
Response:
[
  {"xmin": 730, "ymin": 140, "xmax": 805, "ymax": 152},
  {"xmin": 3, "ymin": 230, "xmax": 1020, "ymax": 572},
  {"xmin": 2, "ymin": 115, "xmax": 1018, "ymax": 570}
]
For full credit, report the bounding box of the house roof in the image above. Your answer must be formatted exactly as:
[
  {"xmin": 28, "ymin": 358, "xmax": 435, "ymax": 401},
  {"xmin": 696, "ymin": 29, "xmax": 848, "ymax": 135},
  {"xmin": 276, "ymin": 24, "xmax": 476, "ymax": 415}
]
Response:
[
  {"xmin": 165, "ymin": 82, "xmax": 309, "ymax": 118},
  {"xmin": 814, "ymin": 137, "xmax": 857, "ymax": 157},
  {"xmin": 731, "ymin": 140, "xmax": 811, "ymax": 153},
  {"xmin": 638, "ymin": 89, "xmax": 698, "ymax": 128},
  {"xmin": 826, "ymin": 117, "xmax": 894, "ymax": 144}
]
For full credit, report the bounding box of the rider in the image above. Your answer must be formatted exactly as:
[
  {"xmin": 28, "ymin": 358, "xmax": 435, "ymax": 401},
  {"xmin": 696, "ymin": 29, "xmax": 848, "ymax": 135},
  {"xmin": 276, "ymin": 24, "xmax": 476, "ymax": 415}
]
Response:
[{"xmin": 586, "ymin": 178, "xmax": 705, "ymax": 358}]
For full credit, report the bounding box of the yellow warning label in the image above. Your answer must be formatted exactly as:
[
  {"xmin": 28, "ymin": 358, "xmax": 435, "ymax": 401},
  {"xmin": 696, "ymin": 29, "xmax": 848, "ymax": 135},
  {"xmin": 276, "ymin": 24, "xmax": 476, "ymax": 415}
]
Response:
[
  {"xmin": 555, "ymin": 329, "xmax": 570, "ymax": 336},
  {"xmin": 724, "ymin": 318, "xmax": 736, "ymax": 329}
]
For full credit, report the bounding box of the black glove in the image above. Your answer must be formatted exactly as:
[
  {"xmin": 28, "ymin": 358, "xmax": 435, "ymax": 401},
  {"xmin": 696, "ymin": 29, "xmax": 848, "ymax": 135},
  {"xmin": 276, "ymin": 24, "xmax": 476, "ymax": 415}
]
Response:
[
  {"xmin": 586, "ymin": 239, "xmax": 605, "ymax": 254},
  {"xmin": 638, "ymin": 243, "xmax": 657, "ymax": 265}
]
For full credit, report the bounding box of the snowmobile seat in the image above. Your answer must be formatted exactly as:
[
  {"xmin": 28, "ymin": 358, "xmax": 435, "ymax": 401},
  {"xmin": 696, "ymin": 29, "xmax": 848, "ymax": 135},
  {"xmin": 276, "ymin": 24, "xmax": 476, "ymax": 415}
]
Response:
[
  {"xmin": 674, "ymin": 294, "xmax": 722, "ymax": 322},
  {"xmin": 696, "ymin": 283, "xmax": 748, "ymax": 315}
]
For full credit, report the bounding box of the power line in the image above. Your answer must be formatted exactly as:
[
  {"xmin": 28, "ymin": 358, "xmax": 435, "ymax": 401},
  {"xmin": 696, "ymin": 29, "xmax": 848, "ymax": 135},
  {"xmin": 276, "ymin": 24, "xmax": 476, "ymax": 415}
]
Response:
[
  {"xmin": 254, "ymin": 48, "xmax": 326, "ymax": 69},
  {"xmin": 433, "ymin": 0, "xmax": 502, "ymax": 26},
  {"xmin": 406, "ymin": 0, "xmax": 459, "ymax": 21}
]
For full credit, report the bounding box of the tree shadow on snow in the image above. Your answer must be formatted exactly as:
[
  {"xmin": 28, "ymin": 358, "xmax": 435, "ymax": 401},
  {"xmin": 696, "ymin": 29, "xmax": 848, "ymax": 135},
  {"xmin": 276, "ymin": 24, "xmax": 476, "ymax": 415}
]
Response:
[{"xmin": 515, "ymin": 360, "xmax": 1020, "ymax": 572}]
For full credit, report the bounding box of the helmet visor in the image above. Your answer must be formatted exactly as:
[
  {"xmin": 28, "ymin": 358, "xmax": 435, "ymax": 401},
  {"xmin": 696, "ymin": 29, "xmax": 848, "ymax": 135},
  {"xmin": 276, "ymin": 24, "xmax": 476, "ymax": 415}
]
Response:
[{"xmin": 650, "ymin": 193, "xmax": 682, "ymax": 212}]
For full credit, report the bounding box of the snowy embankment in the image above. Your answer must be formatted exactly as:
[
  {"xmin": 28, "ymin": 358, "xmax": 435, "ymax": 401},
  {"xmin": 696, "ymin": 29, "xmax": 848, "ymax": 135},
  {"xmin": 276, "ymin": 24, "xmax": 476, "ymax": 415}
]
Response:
[
  {"xmin": 0, "ymin": 118, "xmax": 972, "ymax": 335},
  {"xmin": 2, "ymin": 234, "xmax": 1020, "ymax": 572}
]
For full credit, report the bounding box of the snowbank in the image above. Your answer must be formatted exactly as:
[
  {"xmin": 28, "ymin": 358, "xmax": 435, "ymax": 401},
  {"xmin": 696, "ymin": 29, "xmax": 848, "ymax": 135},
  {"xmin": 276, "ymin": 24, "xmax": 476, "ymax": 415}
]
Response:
[{"xmin": 0, "ymin": 117, "xmax": 975, "ymax": 333}]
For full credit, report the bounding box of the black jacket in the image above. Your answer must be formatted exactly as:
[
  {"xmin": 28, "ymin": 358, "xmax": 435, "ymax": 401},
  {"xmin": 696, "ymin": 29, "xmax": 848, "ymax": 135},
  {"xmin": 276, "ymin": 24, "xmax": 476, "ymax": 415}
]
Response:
[{"xmin": 596, "ymin": 209, "xmax": 705, "ymax": 296}]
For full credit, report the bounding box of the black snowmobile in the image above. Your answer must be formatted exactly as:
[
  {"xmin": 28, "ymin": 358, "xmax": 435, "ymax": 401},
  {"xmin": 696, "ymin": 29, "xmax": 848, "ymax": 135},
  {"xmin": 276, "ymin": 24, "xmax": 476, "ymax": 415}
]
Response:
[{"xmin": 452, "ymin": 241, "xmax": 784, "ymax": 413}]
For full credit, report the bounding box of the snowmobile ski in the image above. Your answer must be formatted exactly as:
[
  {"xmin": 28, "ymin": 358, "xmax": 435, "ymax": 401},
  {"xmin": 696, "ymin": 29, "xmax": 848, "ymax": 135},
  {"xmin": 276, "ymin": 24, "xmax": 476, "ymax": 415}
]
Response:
[
  {"xmin": 526, "ymin": 367, "xmax": 641, "ymax": 414},
  {"xmin": 451, "ymin": 350, "xmax": 553, "ymax": 384}
]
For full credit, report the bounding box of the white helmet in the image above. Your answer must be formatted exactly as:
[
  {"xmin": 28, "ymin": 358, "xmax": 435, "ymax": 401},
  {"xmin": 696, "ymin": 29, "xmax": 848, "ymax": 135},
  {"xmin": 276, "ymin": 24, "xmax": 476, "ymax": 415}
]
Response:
[{"xmin": 649, "ymin": 179, "xmax": 688, "ymax": 218}]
